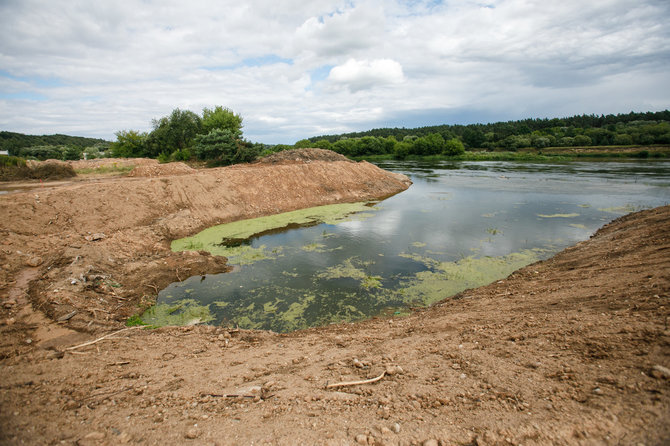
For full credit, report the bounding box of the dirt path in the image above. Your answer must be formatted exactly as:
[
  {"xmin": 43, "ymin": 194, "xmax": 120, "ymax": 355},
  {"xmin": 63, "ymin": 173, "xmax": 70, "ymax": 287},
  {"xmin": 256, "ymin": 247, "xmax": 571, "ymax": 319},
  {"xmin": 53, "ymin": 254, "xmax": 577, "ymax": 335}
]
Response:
[{"xmin": 0, "ymin": 156, "xmax": 669, "ymax": 445}]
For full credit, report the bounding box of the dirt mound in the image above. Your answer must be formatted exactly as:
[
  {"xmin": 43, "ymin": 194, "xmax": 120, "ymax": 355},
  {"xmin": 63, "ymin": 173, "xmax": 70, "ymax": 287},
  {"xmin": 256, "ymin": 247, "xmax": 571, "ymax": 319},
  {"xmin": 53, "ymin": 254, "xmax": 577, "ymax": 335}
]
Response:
[
  {"xmin": 66, "ymin": 158, "xmax": 157, "ymax": 170},
  {"xmin": 127, "ymin": 161, "xmax": 195, "ymax": 177},
  {"xmin": 259, "ymin": 148, "xmax": 353, "ymax": 164},
  {"xmin": 1, "ymin": 159, "xmax": 76, "ymax": 181}
]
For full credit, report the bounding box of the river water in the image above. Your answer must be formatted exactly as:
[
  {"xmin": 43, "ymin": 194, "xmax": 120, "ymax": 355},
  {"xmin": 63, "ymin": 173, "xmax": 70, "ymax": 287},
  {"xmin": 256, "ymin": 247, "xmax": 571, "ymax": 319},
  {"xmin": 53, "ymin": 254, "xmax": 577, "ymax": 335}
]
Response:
[{"xmin": 147, "ymin": 160, "xmax": 670, "ymax": 331}]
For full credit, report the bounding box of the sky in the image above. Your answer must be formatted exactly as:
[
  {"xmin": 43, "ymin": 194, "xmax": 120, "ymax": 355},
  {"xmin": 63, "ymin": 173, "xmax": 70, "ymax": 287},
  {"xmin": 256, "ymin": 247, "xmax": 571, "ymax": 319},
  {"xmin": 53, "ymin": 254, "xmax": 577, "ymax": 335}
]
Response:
[{"xmin": 1, "ymin": 0, "xmax": 669, "ymax": 144}]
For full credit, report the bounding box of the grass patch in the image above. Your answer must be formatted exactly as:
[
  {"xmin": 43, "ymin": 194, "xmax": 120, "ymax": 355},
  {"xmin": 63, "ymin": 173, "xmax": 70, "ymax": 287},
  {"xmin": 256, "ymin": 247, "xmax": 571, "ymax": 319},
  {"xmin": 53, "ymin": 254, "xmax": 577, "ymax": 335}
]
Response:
[
  {"xmin": 74, "ymin": 165, "xmax": 134, "ymax": 175},
  {"xmin": 125, "ymin": 314, "xmax": 147, "ymax": 327}
]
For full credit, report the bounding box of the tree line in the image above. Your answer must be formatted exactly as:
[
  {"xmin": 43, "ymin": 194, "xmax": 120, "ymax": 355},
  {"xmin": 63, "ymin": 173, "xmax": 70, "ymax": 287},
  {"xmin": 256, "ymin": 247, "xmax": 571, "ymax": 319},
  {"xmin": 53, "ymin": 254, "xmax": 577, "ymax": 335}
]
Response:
[
  {"xmin": 3, "ymin": 109, "xmax": 669, "ymax": 163},
  {"xmin": 1, "ymin": 131, "xmax": 109, "ymax": 160},
  {"xmin": 303, "ymin": 110, "xmax": 670, "ymax": 154}
]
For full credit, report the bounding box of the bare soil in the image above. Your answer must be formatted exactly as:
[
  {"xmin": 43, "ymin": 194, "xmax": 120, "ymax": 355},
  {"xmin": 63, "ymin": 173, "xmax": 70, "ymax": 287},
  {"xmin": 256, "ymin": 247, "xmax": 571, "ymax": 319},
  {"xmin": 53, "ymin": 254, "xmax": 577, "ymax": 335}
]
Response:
[{"xmin": 0, "ymin": 155, "xmax": 669, "ymax": 445}]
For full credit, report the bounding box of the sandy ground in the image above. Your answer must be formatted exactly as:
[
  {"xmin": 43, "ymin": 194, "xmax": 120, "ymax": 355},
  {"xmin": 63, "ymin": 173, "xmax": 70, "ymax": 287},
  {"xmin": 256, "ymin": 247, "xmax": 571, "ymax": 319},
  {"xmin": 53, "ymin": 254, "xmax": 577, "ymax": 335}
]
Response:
[{"xmin": 0, "ymin": 156, "xmax": 669, "ymax": 445}]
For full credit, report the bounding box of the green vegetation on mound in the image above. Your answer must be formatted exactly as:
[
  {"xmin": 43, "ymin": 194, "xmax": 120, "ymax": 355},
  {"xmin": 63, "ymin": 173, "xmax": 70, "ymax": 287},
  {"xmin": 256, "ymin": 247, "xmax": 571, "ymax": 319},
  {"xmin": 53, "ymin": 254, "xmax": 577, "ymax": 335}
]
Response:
[{"xmin": 0, "ymin": 155, "xmax": 77, "ymax": 181}]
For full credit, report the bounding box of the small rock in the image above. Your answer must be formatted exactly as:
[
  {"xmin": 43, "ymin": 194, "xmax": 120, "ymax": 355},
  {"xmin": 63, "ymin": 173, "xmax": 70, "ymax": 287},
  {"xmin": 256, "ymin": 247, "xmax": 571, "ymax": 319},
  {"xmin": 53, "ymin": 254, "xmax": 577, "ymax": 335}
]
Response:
[
  {"xmin": 593, "ymin": 387, "xmax": 603, "ymax": 395},
  {"xmin": 89, "ymin": 233, "xmax": 106, "ymax": 241},
  {"xmin": 185, "ymin": 428, "xmax": 200, "ymax": 439},
  {"xmin": 381, "ymin": 427, "xmax": 391, "ymax": 434},
  {"xmin": 25, "ymin": 256, "xmax": 43, "ymax": 267},
  {"xmin": 392, "ymin": 423, "xmax": 401, "ymax": 433},
  {"xmin": 423, "ymin": 440, "xmax": 439, "ymax": 446},
  {"xmin": 385, "ymin": 365, "xmax": 404, "ymax": 376},
  {"xmin": 355, "ymin": 434, "xmax": 369, "ymax": 445},
  {"xmin": 650, "ymin": 365, "xmax": 670, "ymax": 379},
  {"xmin": 353, "ymin": 358, "xmax": 365, "ymax": 368},
  {"xmin": 459, "ymin": 373, "xmax": 467, "ymax": 379}
]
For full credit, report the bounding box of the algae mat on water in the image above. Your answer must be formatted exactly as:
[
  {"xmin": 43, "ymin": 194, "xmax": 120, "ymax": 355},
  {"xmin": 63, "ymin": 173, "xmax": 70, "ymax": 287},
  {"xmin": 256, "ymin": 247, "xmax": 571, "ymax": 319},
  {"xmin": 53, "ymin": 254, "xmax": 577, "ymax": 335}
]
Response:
[{"xmin": 171, "ymin": 202, "xmax": 377, "ymax": 264}]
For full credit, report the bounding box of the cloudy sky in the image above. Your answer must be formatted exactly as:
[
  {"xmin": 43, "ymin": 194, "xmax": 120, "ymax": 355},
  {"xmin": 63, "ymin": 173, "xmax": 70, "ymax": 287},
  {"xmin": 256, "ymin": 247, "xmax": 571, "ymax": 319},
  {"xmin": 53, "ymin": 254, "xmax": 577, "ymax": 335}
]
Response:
[{"xmin": 1, "ymin": 0, "xmax": 669, "ymax": 144}]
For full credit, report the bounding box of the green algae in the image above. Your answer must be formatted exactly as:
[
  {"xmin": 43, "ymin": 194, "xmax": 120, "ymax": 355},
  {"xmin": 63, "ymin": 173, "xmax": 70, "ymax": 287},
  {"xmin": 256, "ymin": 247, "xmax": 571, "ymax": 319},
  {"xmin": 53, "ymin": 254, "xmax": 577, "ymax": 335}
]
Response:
[
  {"xmin": 140, "ymin": 299, "xmax": 214, "ymax": 327},
  {"xmin": 569, "ymin": 223, "xmax": 587, "ymax": 229},
  {"xmin": 397, "ymin": 249, "xmax": 546, "ymax": 306},
  {"xmin": 361, "ymin": 275, "xmax": 383, "ymax": 289},
  {"xmin": 172, "ymin": 202, "xmax": 376, "ymax": 265},
  {"xmin": 316, "ymin": 257, "xmax": 370, "ymax": 281},
  {"xmin": 598, "ymin": 204, "xmax": 638, "ymax": 214},
  {"xmin": 537, "ymin": 213, "xmax": 580, "ymax": 218}
]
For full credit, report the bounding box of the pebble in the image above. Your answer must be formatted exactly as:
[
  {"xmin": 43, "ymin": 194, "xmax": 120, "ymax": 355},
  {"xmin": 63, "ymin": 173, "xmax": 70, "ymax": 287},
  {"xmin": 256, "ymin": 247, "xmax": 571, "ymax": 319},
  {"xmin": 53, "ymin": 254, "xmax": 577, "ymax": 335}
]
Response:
[
  {"xmin": 25, "ymin": 256, "xmax": 43, "ymax": 267},
  {"xmin": 84, "ymin": 233, "xmax": 106, "ymax": 242},
  {"xmin": 593, "ymin": 387, "xmax": 604, "ymax": 395},
  {"xmin": 423, "ymin": 440, "xmax": 439, "ymax": 446},
  {"xmin": 385, "ymin": 365, "xmax": 404, "ymax": 376},
  {"xmin": 392, "ymin": 423, "xmax": 401, "ymax": 433},
  {"xmin": 355, "ymin": 434, "xmax": 369, "ymax": 444},
  {"xmin": 185, "ymin": 428, "xmax": 200, "ymax": 439},
  {"xmin": 650, "ymin": 365, "xmax": 670, "ymax": 379}
]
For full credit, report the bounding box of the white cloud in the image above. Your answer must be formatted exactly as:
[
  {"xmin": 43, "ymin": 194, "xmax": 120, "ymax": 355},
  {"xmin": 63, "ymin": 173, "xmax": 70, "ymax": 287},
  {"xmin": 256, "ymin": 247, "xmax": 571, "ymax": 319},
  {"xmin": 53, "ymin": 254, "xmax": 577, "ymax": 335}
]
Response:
[
  {"xmin": 0, "ymin": 0, "xmax": 668, "ymax": 143},
  {"xmin": 327, "ymin": 58, "xmax": 404, "ymax": 92}
]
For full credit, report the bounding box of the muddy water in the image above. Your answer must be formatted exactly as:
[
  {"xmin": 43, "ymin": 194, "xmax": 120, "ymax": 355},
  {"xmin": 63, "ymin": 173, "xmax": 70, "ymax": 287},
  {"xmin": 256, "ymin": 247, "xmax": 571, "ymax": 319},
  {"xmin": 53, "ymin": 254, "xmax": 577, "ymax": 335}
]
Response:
[{"xmin": 147, "ymin": 160, "xmax": 670, "ymax": 331}]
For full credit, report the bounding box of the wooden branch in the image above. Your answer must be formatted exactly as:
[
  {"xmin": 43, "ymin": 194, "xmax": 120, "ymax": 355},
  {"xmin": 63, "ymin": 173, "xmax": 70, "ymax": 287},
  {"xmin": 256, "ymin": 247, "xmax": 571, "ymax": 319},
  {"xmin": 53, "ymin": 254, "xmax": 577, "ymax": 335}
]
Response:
[
  {"xmin": 326, "ymin": 371, "xmax": 386, "ymax": 389},
  {"xmin": 66, "ymin": 326, "xmax": 142, "ymax": 351}
]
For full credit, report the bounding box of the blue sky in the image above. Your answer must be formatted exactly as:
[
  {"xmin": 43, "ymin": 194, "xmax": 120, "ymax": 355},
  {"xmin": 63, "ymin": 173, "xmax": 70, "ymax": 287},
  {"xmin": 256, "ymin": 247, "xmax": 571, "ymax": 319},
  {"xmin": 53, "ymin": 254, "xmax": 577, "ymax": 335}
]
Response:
[{"xmin": 1, "ymin": 0, "xmax": 669, "ymax": 144}]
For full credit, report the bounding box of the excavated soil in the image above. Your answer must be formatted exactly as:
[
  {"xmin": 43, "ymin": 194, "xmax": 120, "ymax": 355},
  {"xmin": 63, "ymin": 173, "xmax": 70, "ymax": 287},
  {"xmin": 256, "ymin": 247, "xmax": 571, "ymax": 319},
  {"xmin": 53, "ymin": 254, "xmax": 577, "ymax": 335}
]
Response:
[{"xmin": 0, "ymin": 155, "xmax": 669, "ymax": 445}]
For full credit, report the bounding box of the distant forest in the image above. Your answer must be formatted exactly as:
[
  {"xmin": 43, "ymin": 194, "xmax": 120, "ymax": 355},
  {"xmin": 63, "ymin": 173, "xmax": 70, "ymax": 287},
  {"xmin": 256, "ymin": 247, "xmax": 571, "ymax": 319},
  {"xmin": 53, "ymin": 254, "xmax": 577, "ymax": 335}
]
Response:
[
  {"xmin": 295, "ymin": 110, "xmax": 670, "ymax": 158},
  {"xmin": 0, "ymin": 131, "xmax": 109, "ymax": 160}
]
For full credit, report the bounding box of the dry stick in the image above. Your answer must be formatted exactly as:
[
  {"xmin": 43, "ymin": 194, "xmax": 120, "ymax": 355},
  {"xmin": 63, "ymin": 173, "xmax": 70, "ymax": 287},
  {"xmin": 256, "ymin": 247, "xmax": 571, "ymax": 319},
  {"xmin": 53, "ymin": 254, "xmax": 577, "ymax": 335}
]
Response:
[
  {"xmin": 66, "ymin": 326, "xmax": 142, "ymax": 351},
  {"xmin": 326, "ymin": 371, "xmax": 386, "ymax": 389}
]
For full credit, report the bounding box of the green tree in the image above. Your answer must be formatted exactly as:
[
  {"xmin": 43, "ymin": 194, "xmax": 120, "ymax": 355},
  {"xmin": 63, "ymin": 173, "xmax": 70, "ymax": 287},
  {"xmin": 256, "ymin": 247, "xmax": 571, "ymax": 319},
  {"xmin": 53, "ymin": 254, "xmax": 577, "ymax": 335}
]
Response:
[
  {"xmin": 146, "ymin": 108, "xmax": 202, "ymax": 157},
  {"xmin": 294, "ymin": 139, "xmax": 313, "ymax": 149},
  {"xmin": 201, "ymin": 106, "xmax": 243, "ymax": 136},
  {"xmin": 572, "ymin": 135, "xmax": 592, "ymax": 146},
  {"xmin": 194, "ymin": 129, "xmax": 259, "ymax": 165},
  {"xmin": 110, "ymin": 130, "xmax": 147, "ymax": 158},
  {"xmin": 313, "ymin": 139, "xmax": 333, "ymax": 150},
  {"xmin": 462, "ymin": 128, "xmax": 485, "ymax": 148},
  {"xmin": 62, "ymin": 145, "xmax": 82, "ymax": 160},
  {"xmin": 443, "ymin": 138, "xmax": 465, "ymax": 156},
  {"xmin": 613, "ymin": 133, "xmax": 633, "ymax": 145},
  {"xmin": 411, "ymin": 133, "xmax": 444, "ymax": 155}
]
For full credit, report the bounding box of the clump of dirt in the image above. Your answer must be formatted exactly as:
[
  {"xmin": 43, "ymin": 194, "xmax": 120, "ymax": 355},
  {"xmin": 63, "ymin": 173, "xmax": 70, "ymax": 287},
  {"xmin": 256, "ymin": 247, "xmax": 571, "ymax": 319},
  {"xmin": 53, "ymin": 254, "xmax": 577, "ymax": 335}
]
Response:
[
  {"xmin": 259, "ymin": 148, "xmax": 353, "ymax": 164},
  {"xmin": 127, "ymin": 162, "xmax": 195, "ymax": 177}
]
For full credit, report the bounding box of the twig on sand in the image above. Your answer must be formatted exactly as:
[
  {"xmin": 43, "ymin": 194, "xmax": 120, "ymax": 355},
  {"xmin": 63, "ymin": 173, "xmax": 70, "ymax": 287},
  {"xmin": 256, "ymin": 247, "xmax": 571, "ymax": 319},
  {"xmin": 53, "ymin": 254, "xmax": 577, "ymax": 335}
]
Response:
[
  {"xmin": 326, "ymin": 371, "xmax": 386, "ymax": 389},
  {"xmin": 66, "ymin": 326, "xmax": 142, "ymax": 351}
]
